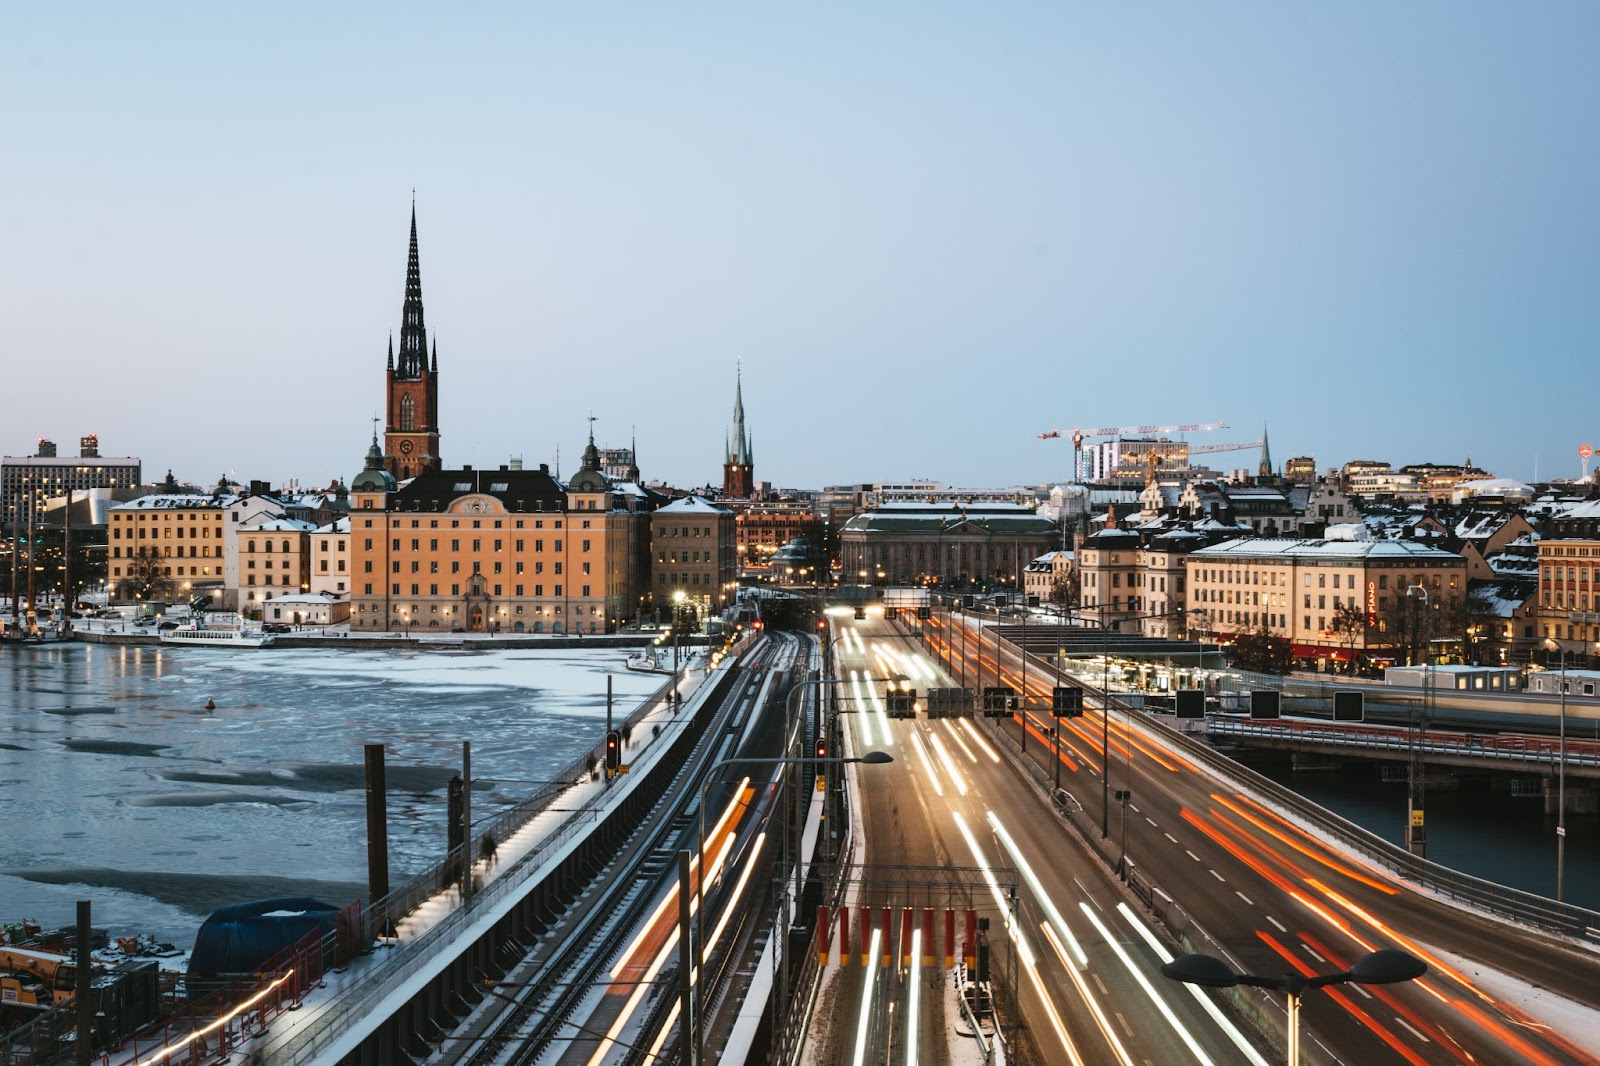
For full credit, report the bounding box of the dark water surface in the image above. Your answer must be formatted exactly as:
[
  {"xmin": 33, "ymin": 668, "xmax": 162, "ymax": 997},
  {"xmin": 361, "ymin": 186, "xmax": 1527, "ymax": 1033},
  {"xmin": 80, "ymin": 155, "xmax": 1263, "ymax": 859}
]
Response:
[{"xmin": 1253, "ymin": 757, "xmax": 1600, "ymax": 911}]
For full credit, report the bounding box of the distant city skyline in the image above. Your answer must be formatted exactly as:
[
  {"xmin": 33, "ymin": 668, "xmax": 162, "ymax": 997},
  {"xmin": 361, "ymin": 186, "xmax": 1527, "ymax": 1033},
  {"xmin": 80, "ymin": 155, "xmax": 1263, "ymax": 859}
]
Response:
[{"xmin": 5, "ymin": 4, "xmax": 1596, "ymax": 490}]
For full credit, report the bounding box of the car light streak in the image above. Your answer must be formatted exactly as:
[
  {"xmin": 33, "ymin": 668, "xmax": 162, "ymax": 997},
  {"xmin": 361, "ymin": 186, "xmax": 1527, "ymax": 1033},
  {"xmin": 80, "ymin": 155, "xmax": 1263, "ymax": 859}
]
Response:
[
  {"xmin": 851, "ymin": 928, "xmax": 882, "ymax": 1066},
  {"xmin": 986, "ymin": 811, "xmax": 1087, "ymax": 967},
  {"xmin": 1298, "ymin": 930, "xmax": 1470, "ymax": 1063},
  {"xmin": 1076, "ymin": 900, "xmax": 1217, "ymax": 1066},
  {"xmin": 133, "ymin": 969, "xmax": 297, "ymax": 1065},
  {"xmin": 906, "ymin": 927, "xmax": 922, "ymax": 1066},
  {"xmin": 851, "ymin": 670, "xmax": 877, "ymax": 747},
  {"xmin": 1256, "ymin": 930, "xmax": 1431, "ymax": 1066},
  {"xmin": 927, "ymin": 731, "xmax": 968, "ymax": 796},
  {"xmin": 589, "ymin": 921, "xmax": 679, "ymax": 1066},
  {"xmin": 960, "ymin": 718, "xmax": 1002, "ymax": 762},
  {"xmin": 855, "ymin": 668, "xmax": 893, "ymax": 746},
  {"xmin": 1115, "ymin": 902, "xmax": 1269, "ymax": 1066},
  {"xmin": 951, "ymin": 812, "xmax": 1099, "ymax": 1066},
  {"xmin": 909, "ymin": 729, "xmax": 944, "ymax": 796},
  {"xmin": 612, "ymin": 783, "xmax": 752, "ymax": 978},
  {"xmin": 1211, "ymin": 793, "xmax": 1397, "ymax": 894},
  {"xmin": 946, "ymin": 722, "xmax": 980, "ymax": 763},
  {"xmin": 708, "ymin": 831, "xmax": 767, "ymax": 951}
]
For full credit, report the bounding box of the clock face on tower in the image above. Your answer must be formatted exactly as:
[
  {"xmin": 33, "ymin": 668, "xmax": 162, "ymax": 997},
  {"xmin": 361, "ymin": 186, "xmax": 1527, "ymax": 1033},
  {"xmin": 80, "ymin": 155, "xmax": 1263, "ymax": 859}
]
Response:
[{"xmin": 399, "ymin": 439, "xmax": 414, "ymax": 455}]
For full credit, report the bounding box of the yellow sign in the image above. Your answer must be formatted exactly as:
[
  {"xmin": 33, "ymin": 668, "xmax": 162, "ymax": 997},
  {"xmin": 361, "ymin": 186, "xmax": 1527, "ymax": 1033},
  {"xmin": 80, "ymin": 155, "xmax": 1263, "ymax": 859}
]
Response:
[{"xmin": 1410, "ymin": 809, "xmax": 1424, "ymax": 827}]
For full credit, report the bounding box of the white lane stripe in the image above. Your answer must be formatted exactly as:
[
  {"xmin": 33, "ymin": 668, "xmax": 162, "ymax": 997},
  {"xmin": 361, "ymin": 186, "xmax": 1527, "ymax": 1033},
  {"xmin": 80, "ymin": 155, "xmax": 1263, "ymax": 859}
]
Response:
[
  {"xmin": 1266, "ymin": 916, "xmax": 1287, "ymax": 933},
  {"xmin": 1235, "ymin": 891, "xmax": 1253, "ymax": 906},
  {"xmin": 1186, "ymin": 850, "xmax": 1201, "ymax": 862},
  {"xmin": 1163, "ymin": 833, "xmax": 1178, "ymax": 844},
  {"xmin": 1116, "ymin": 902, "xmax": 1271, "ymax": 1066},
  {"xmin": 1077, "ymin": 901, "xmax": 1218, "ymax": 1066}
]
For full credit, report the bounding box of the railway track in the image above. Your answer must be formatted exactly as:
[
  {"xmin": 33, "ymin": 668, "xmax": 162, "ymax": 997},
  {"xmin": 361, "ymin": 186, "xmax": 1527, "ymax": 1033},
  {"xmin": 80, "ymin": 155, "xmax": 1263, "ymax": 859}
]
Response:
[{"xmin": 441, "ymin": 634, "xmax": 804, "ymax": 1066}]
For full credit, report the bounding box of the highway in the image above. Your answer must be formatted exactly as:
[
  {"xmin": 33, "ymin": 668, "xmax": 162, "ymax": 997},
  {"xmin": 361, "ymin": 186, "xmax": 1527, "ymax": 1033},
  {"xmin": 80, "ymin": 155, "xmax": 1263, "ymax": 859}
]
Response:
[
  {"xmin": 810, "ymin": 611, "xmax": 1600, "ymax": 1064},
  {"xmin": 818, "ymin": 613, "xmax": 1267, "ymax": 1066}
]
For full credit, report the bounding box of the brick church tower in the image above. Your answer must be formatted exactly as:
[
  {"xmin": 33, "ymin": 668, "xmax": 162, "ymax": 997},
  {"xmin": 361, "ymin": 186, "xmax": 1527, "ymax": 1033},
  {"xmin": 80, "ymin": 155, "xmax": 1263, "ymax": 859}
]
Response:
[{"xmin": 384, "ymin": 203, "xmax": 442, "ymax": 480}]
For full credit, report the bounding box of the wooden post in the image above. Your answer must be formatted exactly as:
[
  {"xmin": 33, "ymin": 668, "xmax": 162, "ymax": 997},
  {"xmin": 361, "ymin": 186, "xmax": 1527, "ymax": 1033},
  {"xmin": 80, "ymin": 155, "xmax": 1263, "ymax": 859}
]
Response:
[
  {"xmin": 76, "ymin": 899, "xmax": 93, "ymax": 1066},
  {"xmin": 364, "ymin": 744, "xmax": 391, "ymax": 932}
]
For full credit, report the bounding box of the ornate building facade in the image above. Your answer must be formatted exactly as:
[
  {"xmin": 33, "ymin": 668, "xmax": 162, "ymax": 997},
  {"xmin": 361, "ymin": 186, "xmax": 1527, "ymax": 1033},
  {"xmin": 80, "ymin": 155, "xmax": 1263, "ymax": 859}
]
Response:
[{"xmin": 384, "ymin": 205, "xmax": 442, "ymax": 480}]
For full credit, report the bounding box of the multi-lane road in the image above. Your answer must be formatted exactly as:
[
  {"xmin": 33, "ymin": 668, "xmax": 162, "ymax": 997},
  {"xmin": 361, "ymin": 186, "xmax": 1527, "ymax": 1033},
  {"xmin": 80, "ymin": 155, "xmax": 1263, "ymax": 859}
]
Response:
[{"xmin": 815, "ymin": 611, "xmax": 1600, "ymax": 1065}]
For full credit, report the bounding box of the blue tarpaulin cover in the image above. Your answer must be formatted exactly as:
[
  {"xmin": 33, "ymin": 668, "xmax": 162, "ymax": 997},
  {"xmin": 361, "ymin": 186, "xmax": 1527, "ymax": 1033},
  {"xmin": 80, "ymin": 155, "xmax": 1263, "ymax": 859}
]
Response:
[{"xmin": 187, "ymin": 897, "xmax": 339, "ymax": 976}]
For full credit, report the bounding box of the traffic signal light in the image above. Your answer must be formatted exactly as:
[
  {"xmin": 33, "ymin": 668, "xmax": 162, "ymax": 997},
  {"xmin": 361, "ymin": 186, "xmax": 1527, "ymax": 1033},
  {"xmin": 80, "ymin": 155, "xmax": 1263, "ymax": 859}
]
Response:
[
  {"xmin": 605, "ymin": 730, "xmax": 621, "ymax": 771},
  {"xmin": 817, "ymin": 618, "xmax": 827, "ymax": 632},
  {"xmin": 815, "ymin": 740, "xmax": 828, "ymax": 759}
]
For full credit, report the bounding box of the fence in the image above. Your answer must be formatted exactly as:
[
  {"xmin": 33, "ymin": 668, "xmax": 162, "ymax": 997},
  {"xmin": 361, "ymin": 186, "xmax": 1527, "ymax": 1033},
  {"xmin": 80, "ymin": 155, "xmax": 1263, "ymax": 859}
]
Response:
[{"xmin": 1207, "ymin": 717, "xmax": 1600, "ymax": 771}]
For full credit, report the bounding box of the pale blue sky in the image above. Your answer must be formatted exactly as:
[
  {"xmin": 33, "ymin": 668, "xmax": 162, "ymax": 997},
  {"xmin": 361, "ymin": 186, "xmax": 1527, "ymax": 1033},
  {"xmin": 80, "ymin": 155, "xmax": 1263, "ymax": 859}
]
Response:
[{"xmin": 4, "ymin": 3, "xmax": 1596, "ymax": 490}]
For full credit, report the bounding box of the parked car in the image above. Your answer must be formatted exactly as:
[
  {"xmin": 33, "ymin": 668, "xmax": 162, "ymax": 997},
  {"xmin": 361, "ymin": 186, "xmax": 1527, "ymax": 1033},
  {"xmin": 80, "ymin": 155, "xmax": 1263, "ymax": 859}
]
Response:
[{"xmin": 262, "ymin": 622, "xmax": 292, "ymax": 633}]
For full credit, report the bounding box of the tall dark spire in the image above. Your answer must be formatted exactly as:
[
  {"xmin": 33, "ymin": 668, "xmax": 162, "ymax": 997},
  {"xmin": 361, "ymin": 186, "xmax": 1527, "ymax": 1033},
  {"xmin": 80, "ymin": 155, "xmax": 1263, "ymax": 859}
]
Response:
[
  {"xmin": 1259, "ymin": 424, "xmax": 1274, "ymax": 479},
  {"xmin": 396, "ymin": 204, "xmax": 428, "ymax": 378}
]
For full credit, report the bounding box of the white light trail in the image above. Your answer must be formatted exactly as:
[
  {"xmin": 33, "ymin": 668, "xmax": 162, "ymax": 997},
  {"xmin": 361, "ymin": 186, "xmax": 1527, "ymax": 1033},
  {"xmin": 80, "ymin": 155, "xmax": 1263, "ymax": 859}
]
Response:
[
  {"xmin": 986, "ymin": 812, "xmax": 1087, "ymax": 967},
  {"xmin": 1077, "ymin": 900, "xmax": 1216, "ymax": 1066},
  {"xmin": 946, "ymin": 722, "xmax": 980, "ymax": 763},
  {"xmin": 960, "ymin": 719, "xmax": 1002, "ymax": 762},
  {"xmin": 909, "ymin": 729, "xmax": 944, "ymax": 797},
  {"xmin": 1116, "ymin": 902, "xmax": 1269, "ymax": 1066},
  {"xmin": 928, "ymin": 732, "xmax": 968, "ymax": 796},
  {"xmin": 852, "ymin": 928, "xmax": 883, "ymax": 1066},
  {"xmin": 851, "ymin": 670, "xmax": 877, "ymax": 747},
  {"xmin": 906, "ymin": 927, "xmax": 922, "ymax": 1066}
]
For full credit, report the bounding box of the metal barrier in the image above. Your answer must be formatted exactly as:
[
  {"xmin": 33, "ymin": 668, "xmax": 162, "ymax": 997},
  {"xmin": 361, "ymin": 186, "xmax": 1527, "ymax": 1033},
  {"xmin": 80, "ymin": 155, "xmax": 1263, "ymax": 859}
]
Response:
[
  {"xmin": 1207, "ymin": 717, "xmax": 1600, "ymax": 769},
  {"xmin": 1149, "ymin": 710, "xmax": 1600, "ymax": 940}
]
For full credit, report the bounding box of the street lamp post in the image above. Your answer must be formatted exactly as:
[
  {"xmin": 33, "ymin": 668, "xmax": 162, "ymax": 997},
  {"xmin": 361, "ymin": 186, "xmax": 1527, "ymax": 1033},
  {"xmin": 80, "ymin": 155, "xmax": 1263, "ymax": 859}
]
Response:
[
  {"xmin": 695, "ymin": 751, "xmax": 893, "ymax": 1066},
  {"xmin": 1543, "ymin": 637, "xmax": 1570, "ymax": 902},
  {"xmin": 1404, "ymin": 585, "xmax": 1429, "ymax": 857},
  {"xmin": 1161, "ymin": 949, "xmax": 1427, "ymax": 1066},
  {"xmin": 672, "ymin": 590, "xmax": 686, "ymax": 706}
]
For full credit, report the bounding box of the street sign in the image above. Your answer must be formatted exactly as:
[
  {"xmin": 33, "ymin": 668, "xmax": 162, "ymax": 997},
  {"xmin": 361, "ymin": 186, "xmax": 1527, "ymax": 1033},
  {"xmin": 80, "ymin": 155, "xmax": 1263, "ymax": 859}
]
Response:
[
  {"xmin": 1411, "ymin": 809, "xmax": 1425, "ymax": 827},
  {"xmin": 1175, "ymin": 689, "xmax": 1205, "ymax": 719},
  {"xmin": 1051, "ymin": 686, "xmax": 1084, "ymax": 718},
  {"xmin": 982, "ymin": 686, "xmax": 1016, "ymax": 714},
  {"xmin": 1250, "ymin": 690, "xmax": 1281, "ymax": 720},
  {"xmin": 1333, "ymin": 690, "xmax": 1364, "ymax": 722}
]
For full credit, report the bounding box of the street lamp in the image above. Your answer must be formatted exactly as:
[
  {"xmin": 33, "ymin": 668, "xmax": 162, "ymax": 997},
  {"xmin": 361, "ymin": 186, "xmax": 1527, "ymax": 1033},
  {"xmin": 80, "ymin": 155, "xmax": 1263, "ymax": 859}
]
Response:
[
  {"xmin": 1161, "ymin": 949, "xmax": 1426, "ymax": 1066},
  {"xmin": 694, "ymin": 750, "xmax": 893, "ymax": 1066},
  {"xmin": 1404, "ymin": 585, "xmax": 1429, "ymax": 857},
  {"xmin": 1542, "ymin": 636, "xmax": 1572, "ymax": 902},
  {"xmin": 672, "ymin": 590, "xmax": 687, "ymax": 704}
]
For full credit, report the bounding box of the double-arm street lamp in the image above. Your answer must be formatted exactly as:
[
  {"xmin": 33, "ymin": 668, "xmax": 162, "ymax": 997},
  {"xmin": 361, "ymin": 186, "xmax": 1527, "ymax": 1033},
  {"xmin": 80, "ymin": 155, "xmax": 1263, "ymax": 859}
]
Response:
[
  {"xmin": 1540, "ymin": 636, "xmax": 1593, "ymax": 902},
  {"xmin": 1161, "ymin": 949, "xmax": 1427, "ymax": 1066},
  {"xmin": 692, "ymin": 750, "xmax": 893, "ymax": 1066}
]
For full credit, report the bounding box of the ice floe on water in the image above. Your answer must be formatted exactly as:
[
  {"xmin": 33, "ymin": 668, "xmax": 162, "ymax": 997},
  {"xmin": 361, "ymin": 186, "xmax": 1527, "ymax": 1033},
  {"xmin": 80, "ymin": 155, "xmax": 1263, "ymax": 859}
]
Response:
[{"xmin": 0, "ymin": 642, "xmax": 664, "ymax": 945}]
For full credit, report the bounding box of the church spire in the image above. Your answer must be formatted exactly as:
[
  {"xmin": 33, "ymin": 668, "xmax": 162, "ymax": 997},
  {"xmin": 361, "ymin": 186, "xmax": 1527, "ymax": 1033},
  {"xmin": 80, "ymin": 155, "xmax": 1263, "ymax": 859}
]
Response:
[
  {"xmin": 1259, "ymin": 424, "xmax": 1274, "ymax": 479},
  {"xmin": 722, "ymin": 363, "xmax": 755, "ymax": 498},
  {"xmin": 729, "ymin": 363, "xmax": 752, "ymax": 465},
  {"xmin": 396, "ymin": 203, "xmax": 428, "ymax": 378}
]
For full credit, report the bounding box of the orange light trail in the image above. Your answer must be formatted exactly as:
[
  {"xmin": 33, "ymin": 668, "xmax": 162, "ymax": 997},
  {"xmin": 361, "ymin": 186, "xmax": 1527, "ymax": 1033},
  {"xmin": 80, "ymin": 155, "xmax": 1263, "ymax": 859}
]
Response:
[
  {"xmin": 1256, "ymin": 930, "xmax": 1431, "ymax": 1066},
  {"xmin": 1210, "ymin": 794, "xmax": 1397, "ymax": 895},
  {"xmin": 1298, "ymin": 931, "xmax": 1473, "ymax": 1064}
]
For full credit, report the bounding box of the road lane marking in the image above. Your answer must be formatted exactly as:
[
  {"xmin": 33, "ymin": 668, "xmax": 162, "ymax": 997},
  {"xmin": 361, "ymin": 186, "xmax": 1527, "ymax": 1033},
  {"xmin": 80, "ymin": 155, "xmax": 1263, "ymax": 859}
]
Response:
[
  {"xmin": 1115, "ymin": 1013, "xmax": 1134, "ymax": 1037},
  {"xmin": 1079, "ymin": 902, "xmax": 1219, "ymax": 1065},
  {"xmin": 1115, "ymin": 903, "xmax": 1270, "ymax": 1066},
  {"xmin": 1145, "ymin": 817, "xmax": 1157, "ymax": 827},
  {"xmin": 1266, "ymin": 916, "xmax": 1286, "ymax": 933},
  {"xmin": 1129, "ymin": 804, "xmax": 1140, "ymax": 813},
  {"xmin": 1163, "ymin": 833, "xmax": 1177, "ymax": 843},
  {"xmin": 1301, "ymin": 944, "xmax": 1327, "ymax": 963},
  {"xmin": 1209, "ymin": 869, "xmax": 1225, "ymax": 882},
  {"xmin": 1235, "ymin": 891, "xmax": 1253, "ymax": 906},
  {"xmin": 1092, "ymin": 973, "xmax": 1108, "ymax": 994},
  {"xmin": 1185, "ymin": 850, "xmax": 1200, "ymax": 862}
]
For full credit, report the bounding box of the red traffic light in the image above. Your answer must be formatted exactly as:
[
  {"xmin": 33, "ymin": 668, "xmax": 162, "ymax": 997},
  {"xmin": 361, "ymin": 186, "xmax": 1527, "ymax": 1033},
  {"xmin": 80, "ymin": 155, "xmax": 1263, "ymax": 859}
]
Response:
[
  {"xmin": 605, "ymin": 730, "xmax": 622, "ymax": 770},
  {"xmin": 815, "ymin": 741, "xmax": 828, "ymax": 758}
]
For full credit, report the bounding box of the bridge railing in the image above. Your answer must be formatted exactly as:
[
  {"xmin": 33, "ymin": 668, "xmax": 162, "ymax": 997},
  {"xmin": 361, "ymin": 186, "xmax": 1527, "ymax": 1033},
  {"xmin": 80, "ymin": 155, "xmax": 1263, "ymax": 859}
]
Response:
[
  {"xmin": 1141, "ymin": 708, "xmax": 1600, "ymax": 941},
  {"xmin": 1206, "ymin": 717, "xmax": 1600, "ymax": 769},
  {"xmin": 1000, "ymin": 640, "xmax": 1600, "ymax": 943}
]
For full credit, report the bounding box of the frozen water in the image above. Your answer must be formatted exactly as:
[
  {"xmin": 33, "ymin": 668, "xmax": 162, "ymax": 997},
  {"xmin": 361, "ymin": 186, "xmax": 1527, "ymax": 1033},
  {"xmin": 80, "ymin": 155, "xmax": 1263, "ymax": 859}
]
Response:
[{"xmin": 0, "ymin": 642, "xmax": 663, "ymax": 945}]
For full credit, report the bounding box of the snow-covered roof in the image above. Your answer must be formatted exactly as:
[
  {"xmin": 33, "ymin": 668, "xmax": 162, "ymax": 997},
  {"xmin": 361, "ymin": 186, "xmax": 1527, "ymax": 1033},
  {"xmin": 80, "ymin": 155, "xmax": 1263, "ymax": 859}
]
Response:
[
  {"xmin": 1190, "ymin": 537, "xmax": 1464, "ymax": 562},
  {"xmin": 262, "ymin": 591, "xmax": 345, "ymax": 604},
  {"xmin": 657, "ymin": 495, "xmax": 731, "ymax": 515},
  {"xmin": 114, "ymin": 494, "xmax": 236, "ymax": 511},
  {"xmin": 1467, "ymin": 579, "xmax": 1535, "ymax": 618},
  {"xmin": 314, "ymin": 517, "xmax": 351, "ymax": 534},
  {"xmin": 240, "ymin": 517, "xmax": 318, "ymax": 533}
]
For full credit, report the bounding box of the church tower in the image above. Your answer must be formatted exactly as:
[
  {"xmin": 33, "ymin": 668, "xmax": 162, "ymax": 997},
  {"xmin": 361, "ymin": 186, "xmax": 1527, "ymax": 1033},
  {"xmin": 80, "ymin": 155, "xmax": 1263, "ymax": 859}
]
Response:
[
  {"xmin": 384, "ymin": 203, "xmax": 442, "ymax": 480},
  {"xmin": 721, "ymin": 366, "xmax": 755, "ymax": 498}
]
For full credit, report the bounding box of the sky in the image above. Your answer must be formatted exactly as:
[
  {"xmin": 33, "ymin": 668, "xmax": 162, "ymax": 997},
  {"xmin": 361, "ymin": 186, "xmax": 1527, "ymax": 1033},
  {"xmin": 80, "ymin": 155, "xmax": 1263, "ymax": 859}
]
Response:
[{"xmin": 4, "ymin": 3, "xmax": 1597, "ymax": 492}]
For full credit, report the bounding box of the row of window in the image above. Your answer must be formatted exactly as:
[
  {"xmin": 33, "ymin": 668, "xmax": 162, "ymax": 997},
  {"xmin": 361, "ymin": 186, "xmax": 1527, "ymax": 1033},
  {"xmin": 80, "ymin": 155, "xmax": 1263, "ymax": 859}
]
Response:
[{"xmin": 361, "ymin": 517, "xmax": 574, "ymax": 530}]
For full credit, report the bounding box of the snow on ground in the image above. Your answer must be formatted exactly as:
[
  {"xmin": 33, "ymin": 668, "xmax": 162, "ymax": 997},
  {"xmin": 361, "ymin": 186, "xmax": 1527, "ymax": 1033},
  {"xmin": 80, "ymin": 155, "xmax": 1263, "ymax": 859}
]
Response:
[{"xmin": 1425, "ymin": 943, "xmax": 1600, "ymax": 1046}]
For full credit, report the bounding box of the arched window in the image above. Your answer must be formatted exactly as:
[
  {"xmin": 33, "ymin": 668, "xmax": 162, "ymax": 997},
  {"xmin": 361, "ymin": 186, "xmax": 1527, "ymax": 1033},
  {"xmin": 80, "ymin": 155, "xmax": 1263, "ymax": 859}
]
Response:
[
  {"xmin": 281, "ymin": 540, "xmax": 290, "ymax": 552},
  {"xmin": 246, "ymin": 540, "xmax": 256, "ymax": 553},
  {"xmin": 399, "ymin": 394, "xmax": 415, "ymax": 432}
]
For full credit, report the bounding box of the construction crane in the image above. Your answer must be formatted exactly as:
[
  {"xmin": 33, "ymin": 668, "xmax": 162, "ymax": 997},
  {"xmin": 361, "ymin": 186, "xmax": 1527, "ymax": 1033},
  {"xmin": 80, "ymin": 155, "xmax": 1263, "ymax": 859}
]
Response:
[
  {"xmin": 1037, "ymin": 421, "xmax": 1230, "ymax": 481},
  {"xmin": 1188, "ymin": 439, "xmax": 1262, "ymax": 456}
]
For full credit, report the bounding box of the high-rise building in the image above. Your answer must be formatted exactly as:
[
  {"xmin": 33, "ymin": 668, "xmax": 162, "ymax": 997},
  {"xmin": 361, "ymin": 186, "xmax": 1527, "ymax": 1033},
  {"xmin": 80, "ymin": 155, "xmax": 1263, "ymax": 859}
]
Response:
[
  {"xmin": 2, "ymin": 440, "xmax": 142, "ymax": 531},
  {"xmin": 722, "ymin": 368, "xmax": 754, "ymax": 499},
  {"xmin": 384, "ymin": 204, "xmax": 442, "ymax": 481}
]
